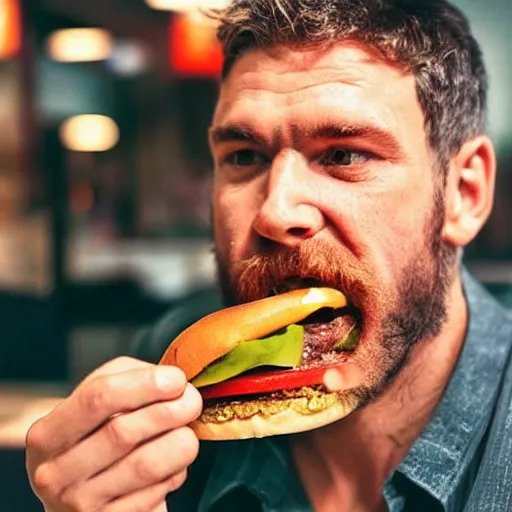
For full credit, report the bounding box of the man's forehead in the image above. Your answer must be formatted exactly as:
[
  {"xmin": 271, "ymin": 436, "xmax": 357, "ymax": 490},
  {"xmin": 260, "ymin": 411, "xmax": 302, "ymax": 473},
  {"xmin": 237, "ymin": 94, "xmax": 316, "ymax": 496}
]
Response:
[
  {"xmin": 218, "ymin": 42, "xmax": 409, "ymax": 94},
  {"xmin": 213, "ymin": 42, "xmax": 419, "ymax": 133}
]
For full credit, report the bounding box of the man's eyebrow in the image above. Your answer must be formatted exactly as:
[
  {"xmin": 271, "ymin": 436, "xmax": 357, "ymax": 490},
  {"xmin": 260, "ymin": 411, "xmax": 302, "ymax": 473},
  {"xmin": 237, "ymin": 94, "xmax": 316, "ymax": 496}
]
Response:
[
  {"xmin": 209, "ymin": 125, "xmax": 267, "ymax": 146},
  {"xmin": 209, "ymin": 121, "xmax": 403, "ymax": 156},
  {"xmin": 302, "ymin": 122, "xmax": 403, "ymax": 154}
]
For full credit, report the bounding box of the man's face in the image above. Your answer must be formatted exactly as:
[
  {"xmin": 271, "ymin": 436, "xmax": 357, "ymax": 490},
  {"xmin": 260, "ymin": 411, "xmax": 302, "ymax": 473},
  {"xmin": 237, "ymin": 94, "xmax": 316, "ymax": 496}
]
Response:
[{"xmin": 209, "ymin": 42, "xmax": 456, "ymax": 408}]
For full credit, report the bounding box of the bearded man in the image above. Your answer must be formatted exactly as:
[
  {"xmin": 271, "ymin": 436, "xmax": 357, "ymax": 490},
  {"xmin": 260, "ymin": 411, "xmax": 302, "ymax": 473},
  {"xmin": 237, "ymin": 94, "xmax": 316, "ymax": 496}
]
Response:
[{"xmin": 26, "ymin": 1, "xmax": 512, "ymax": 511}]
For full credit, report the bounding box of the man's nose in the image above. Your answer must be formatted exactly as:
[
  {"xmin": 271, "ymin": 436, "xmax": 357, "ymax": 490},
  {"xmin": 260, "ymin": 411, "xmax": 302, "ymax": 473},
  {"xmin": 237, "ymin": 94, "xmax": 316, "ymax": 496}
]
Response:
[{"xmin": 252, "ymin": 151, "xmax": 325, "ymax": 247}]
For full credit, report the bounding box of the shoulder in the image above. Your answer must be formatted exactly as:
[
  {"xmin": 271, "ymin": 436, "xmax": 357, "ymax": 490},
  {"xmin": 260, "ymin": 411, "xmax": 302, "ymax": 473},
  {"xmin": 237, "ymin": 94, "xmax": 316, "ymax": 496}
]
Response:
[
  {"xmin": 464, "ymin": 353, "xmax": 512, "ymax": 511},
  {"xmin": 464, "ymin": 279, "xmax": 512, "ymax": 510},
  {"xmin": 463, "ymin": 267, "xmax": 512, "ymax": 357}
]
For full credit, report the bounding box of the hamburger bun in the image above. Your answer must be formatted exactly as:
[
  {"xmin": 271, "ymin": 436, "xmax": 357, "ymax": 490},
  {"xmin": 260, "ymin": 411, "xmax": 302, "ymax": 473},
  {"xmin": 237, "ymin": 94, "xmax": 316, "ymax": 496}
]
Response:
[
  {"xmin": 192, "ymin": 386, "xmax": 358, "ymax": 440},
  {"xmin": 159, "ymin": 287, "xmax": 356, "ymax": 440}
]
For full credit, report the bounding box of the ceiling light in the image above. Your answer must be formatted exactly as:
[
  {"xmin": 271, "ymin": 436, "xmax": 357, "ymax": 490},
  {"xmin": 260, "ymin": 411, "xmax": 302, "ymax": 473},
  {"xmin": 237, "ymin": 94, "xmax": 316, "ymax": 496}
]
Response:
[
  {"xmin": 59, "ymin": 115, "xmax": 119, "ymax": 152},
  {"xmin": 144, "ymin": 0, "xmax": 230, "ymax": 12},
  {"xmin": 46, "ymin": 28, "xmax": 113, "ymax": 63}
]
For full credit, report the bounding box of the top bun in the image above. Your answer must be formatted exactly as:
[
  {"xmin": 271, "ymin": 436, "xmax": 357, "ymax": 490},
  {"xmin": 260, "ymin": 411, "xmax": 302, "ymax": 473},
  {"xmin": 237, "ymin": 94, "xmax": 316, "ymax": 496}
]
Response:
[{"xmin": 159, "ymin": 287, "xmax": 347, "ymax": 380}]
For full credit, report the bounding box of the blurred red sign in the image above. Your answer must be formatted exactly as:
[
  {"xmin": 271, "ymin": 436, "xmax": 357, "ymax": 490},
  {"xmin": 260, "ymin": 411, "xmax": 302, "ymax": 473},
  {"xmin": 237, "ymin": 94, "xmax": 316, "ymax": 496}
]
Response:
[
  {"xmin": 0, "ymin": 0, "xmax": 21, "ymax": 59},
  {"xmin": 169, "ymin": 12, "xmax": 223, "ymax": 77}
]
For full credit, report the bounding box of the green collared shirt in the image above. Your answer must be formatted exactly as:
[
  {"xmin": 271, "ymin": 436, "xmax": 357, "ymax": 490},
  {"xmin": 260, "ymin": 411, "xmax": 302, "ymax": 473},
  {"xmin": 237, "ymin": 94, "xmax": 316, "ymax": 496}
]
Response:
[{"xmin": 166, "ymin": 269, "xmax": 512, "ymax": 511}]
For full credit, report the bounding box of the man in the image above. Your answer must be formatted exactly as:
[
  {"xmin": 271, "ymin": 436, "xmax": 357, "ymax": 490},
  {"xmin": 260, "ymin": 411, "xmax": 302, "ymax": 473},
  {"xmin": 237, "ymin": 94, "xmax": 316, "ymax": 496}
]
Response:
[{"xmin": 26, "ymin": 0, "xmax": 512, "ymax": 511}]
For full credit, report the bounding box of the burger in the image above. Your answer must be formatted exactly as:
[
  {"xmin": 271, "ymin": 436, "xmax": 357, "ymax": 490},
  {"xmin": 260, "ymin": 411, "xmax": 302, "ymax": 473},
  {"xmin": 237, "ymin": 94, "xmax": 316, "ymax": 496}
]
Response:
[{"xmin": 159, "ymin": 284, "xmax": 361, "ymax": 440}]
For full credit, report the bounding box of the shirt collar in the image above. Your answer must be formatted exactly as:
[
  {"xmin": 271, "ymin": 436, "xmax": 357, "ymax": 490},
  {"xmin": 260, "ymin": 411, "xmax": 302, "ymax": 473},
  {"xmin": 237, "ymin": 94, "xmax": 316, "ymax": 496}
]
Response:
[{"xmin": 397, "ymin": 267, "xmax": 512, "ymax": 509}]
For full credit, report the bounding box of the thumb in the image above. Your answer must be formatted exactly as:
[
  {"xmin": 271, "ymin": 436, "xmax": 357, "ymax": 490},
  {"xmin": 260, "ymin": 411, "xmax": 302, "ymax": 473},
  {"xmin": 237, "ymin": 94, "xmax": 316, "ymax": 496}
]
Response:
[{"xmin": 323, "ymin": 363, "xmax": 363, "ymax": 392}]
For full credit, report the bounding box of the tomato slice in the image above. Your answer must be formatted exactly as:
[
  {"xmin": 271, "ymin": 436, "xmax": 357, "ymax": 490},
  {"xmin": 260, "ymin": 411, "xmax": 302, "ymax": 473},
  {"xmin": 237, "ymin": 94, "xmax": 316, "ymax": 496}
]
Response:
[{"xmin": 198, "ymin": 364, "xmax": 343, "ymax": 400}]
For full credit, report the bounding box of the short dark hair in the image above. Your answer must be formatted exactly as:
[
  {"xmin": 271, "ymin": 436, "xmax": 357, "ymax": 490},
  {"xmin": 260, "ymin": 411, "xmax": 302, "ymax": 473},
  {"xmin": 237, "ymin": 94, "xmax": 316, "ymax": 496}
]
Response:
[{"xmin": 212, "ymin": 0, "xmax": 488, "ymax": 169}]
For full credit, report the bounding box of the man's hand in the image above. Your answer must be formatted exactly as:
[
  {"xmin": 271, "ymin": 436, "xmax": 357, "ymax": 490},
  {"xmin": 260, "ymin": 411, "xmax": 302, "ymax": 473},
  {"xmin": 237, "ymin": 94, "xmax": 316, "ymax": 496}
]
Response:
[{"xmin": 26, "ymin": 357, "xmax": 202, "ymax": 512}]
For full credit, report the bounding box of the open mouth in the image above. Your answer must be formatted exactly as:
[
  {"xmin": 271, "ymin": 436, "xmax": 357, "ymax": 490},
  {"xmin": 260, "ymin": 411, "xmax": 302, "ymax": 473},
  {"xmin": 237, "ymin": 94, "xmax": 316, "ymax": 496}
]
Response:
[
  {"xmin": 159, "ymin": 276, "xmax": 367, "ymax": 438},
  {"xmin": 271, "ymin": 276, "xmax": 362, "ymax": 363},
  {"xmin": 193, "ymin": 278, "xmax": 363, "ymax": 401},
  {"xmin": 179, "ymin": 277, "xmax": 366, "ymax": 439}
]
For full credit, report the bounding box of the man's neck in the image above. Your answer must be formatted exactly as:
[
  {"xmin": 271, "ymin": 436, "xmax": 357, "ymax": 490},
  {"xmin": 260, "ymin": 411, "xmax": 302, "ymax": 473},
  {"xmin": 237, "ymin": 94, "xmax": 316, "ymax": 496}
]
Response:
[{"xmin": 291, "ymin": 274, "xmax": 469, "ymax": 512}]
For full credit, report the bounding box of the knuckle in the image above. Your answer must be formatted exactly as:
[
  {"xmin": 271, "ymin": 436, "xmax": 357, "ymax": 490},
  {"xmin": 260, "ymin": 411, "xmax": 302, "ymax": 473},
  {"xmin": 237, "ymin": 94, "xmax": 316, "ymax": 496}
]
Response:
[
  {"xmin": 25, "ymin": 420, "xmax": 47, "ymax": 453},
  {"xmin": 32, "ymin": 463, "xmax": 58, "ymax": 498},
  {"xmin": 105, "ymin": 415, "xmax": 135, "ymax": 451},
  {"xmin": 132, "ymin": 454, "xmax": 162, "ymax": 484},
  {"xmin": 81, "ymin": 378, "xmax": 111, "ymax": 416}
]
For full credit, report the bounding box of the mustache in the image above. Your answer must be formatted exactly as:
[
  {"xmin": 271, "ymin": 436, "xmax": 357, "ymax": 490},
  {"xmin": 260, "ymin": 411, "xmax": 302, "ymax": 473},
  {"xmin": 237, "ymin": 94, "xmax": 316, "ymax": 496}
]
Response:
[{"xmin": 228, "ymin": 239, "xmax": 376, "ymax": 307}]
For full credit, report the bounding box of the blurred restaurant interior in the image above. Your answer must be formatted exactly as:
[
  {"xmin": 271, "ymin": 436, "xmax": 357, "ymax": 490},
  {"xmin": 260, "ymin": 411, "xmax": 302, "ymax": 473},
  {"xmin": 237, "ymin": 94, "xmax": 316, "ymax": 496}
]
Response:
[{"xmin": 0, "ymin": 0, "xmax": 510, "ymax": 508}]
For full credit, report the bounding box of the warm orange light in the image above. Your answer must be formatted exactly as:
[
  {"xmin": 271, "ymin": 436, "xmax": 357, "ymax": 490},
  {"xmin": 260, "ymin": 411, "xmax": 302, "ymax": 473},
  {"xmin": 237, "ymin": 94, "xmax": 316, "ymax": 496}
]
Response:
[
  {"xmin": 0, "ymin": 0, "xmax": 21, "ymax": 59},
  {"xmin": 169, "ymin": 12, "xmax": 223, "ymax": 77}
]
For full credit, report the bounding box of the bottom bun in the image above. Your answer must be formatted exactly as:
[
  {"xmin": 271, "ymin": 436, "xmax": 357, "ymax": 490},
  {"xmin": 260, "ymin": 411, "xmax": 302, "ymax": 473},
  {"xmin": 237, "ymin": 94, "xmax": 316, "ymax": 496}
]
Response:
[{"xmin": 191, "ymin": 386, "xmax": 358, "ymax": 440}]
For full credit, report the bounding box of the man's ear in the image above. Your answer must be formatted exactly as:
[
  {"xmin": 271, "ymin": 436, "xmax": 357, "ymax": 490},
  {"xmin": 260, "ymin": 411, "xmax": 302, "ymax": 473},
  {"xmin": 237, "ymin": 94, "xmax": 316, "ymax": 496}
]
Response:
[{"xmin": 442, "ymin": 135, "xmax": 497, "ymax": 247}]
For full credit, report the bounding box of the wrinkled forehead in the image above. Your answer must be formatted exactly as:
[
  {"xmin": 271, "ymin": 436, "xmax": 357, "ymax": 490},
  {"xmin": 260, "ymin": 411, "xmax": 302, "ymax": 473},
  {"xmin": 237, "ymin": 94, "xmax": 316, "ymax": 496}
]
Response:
[{"xmin": 212, "ymin": 42, "xmax": 423, "ymax": 140}]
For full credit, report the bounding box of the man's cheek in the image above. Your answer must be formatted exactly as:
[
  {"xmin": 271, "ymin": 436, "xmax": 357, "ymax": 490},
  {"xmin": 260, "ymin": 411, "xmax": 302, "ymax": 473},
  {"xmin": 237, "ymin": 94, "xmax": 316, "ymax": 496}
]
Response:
[
  {"xmin": 214, "ymin": 205, "xmax": 251, "ymax": 262},
  {"xmin": 351, "ymin": 205, "xmax": 424, "ymax": 285}
]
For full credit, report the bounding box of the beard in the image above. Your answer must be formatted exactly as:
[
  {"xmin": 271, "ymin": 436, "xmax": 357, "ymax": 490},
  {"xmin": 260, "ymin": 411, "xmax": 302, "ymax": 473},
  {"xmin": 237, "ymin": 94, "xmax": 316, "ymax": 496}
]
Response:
[{"xmin": 214, "ymin": 187, "xmax": 458, "ymax": 411}]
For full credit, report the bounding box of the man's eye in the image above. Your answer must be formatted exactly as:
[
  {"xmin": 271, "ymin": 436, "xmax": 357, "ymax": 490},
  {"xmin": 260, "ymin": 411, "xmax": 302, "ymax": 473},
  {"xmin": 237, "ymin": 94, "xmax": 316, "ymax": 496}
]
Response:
[
  {"xmin": 225, "ymin": 150, "xmax": 268, "ymax": 167},
  {"xmin": 320, "ymin": 148, "xmax": 370, "ymax": 166}
]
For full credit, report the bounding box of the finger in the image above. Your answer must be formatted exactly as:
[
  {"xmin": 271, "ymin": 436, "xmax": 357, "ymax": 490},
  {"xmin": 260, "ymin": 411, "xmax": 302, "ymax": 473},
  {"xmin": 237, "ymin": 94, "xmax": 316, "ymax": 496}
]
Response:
[
  {"xmin": 48, "ymin": 384, "xmax": 201, "ymax": 491},
  {"xmin": 27, "ymin": 365, "xmax": 187, "ymax": 458},
  {"xmin": 323, "ymin": 363, "xmax": 364, "ymax": 392},
  {"xmin": 26, "ymin": 357, "xmax": 149, "ymax": 449},
  {"xmin": 82, "ymin": 356, "xmax": 152, "ymax": 383},
  {"xmin": 102, "ymin": 473, "xmax": 186, "ymax": 512},
  {"xmin": 61, "ymin": 427, "xmax": 198, "ymax": 508}
]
